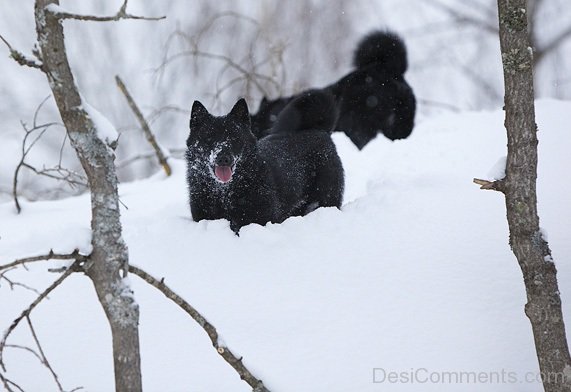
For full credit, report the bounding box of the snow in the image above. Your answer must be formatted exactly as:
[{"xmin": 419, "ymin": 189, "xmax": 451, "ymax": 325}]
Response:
[
  {"xmin": 44, "ymin": 4, "xmax": 64, "ymax": 15},
  {"xmin": 1, "ymin": 99, "xmax": 570, "ymax": 391},
  {"xmin": 487, "ymin": 156, "xmax": 507, "ymax": 181},
  {"xmin": 82, "ymin": 100, "xmax": 119, "ymax": 145}
]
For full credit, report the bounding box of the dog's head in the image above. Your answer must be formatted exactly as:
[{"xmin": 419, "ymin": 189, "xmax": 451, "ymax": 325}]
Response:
[{"xmin": 187, "ymin": 99, "xmax": 255, "ymax": 184}]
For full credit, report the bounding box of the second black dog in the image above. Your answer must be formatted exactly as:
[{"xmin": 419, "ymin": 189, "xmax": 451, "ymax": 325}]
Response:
[{"xmin": 250, "ymin": 30, "xmax": 416, "ymax": 149}]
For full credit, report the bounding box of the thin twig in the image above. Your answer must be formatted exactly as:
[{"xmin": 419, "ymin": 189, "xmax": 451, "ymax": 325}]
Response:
[
  {"xmin": 5, "ymin": 344, "xmax": 43, "ymax": 363},
  {"xmin": 0, "ymin": 249, "xmax": 87, "ymax": 273},
  {"xmin": 0, "ymin": 372, "xmax": 24, "ymax": 392},
  {"xmin": 26, "ymin": 316, "xmax": 64, "ymax": 392},
  {"xmin": 45, "ymin": 0, "xmax": 165, "ymax": 22},
  {"xmin": 0, "ymin": 260, "xmax": 83, "ymax": 371},
  {"xmin": 115, "ymin": 76, "xmax": 172, "ymax": 176},
  {"xmin": 129, "ymin": 265, "xmax": 270, "ymax": 392},
  {"xmin": 13, "ymin": 122, "xmax": 52, "ymax": 213},
  {"xmin": 11, "ymin": 96, "xmax": 79, "ymax": 213},
  {"xmin": 0, "ymin": 271, "xmax": 42, "ymax": 295},
  {"xmin": 22, "ymin": 163, "xmax": 87, "ymax": 188},
  {"xmin": 157, "ymin": 49, "xmax": 278, "ymax": 94}
]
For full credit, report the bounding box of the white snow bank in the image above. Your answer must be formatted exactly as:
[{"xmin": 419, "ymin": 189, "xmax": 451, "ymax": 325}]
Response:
[{"xmin": 0, "ymin": 100, "xmax": 570, "ymax": 392}]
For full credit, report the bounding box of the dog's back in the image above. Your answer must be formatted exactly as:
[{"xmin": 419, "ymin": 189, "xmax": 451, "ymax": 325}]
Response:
[
  {"xmin": 259, "ymin": 132, "xmax": 343, "ymax": 219},
  {"xmin": 261, "ymin": 90, "xmax": 344, "ymax": 219}
]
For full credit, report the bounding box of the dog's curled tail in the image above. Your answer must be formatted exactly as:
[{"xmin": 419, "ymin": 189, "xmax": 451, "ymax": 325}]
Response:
[
  {"xmin": 353, "ymin": 30, "xmax": 408, "ymax": 75},
  {"xmin": 271, "ymin": 89, "xmax": 338, "ymax": 133}
]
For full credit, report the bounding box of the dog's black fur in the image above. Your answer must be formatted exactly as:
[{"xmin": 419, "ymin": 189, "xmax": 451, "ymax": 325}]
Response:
[
  {"xmin": 186, "ymin": 90, "xmax": 344, "ymax": 233},
  {"xmin": 250, "ymin": 30, "xmax": 416, "ymax": 149}
]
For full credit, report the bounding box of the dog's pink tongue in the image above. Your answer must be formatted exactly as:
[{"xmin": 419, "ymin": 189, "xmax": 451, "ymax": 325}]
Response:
[{"xmin": 215, "ymin": 165, "xmax": 233, "ymax": 183}]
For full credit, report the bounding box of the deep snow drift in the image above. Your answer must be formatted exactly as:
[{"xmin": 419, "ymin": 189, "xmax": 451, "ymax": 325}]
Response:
[{"xmin": 1, "ymin": 100, "xmax": 570, "ymax": 391}]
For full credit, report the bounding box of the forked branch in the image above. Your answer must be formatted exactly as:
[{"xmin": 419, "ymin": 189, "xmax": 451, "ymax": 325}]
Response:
[
  {"xmin": 129, "ymin": 265, "xmax": 270, "ymax": 392},
  {"xmin": 0, "ymin": 34, "xmax": 43, "ymax": 70},
  {"xmin": 0, "ymin": 259, "xmax": 84, "ymax": 372},
  {"xmin": 0, "ymin": 249, "xmax": 88, "ymax": 273},
  {"xmin": 45, "ymin": 0, "xmax": 165, "ymax": 22}
]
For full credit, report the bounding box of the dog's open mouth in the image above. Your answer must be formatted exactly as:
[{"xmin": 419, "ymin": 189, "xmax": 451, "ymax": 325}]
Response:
[{"xmin": 214, "ymin": 165, "xmax": 233, "ymax": 183}]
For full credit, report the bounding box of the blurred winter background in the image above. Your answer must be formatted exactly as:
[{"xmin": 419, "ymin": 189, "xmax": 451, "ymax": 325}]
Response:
[{"xmin": 1, "ymin": 0, "xmax": 570, "ymax": 202}]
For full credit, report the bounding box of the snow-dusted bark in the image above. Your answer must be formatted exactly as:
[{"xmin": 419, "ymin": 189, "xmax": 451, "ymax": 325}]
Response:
[
  {"xmin": 34, "ymin": 1, "xmax": 142, "ymax": 391},
  {"xmin": 496, "ymin": 1, "xmax": 571, "ymax": 391}
]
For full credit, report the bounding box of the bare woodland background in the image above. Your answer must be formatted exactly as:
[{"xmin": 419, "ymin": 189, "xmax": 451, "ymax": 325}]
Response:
[{"xmin": 1, "ymin": 0, "xmax": 570, "ymax": 202}]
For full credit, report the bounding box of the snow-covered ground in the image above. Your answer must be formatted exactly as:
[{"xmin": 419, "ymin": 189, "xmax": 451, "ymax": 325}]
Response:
[{"xmin": 1, "ymin": 100, "xmax": 570, "ymax": 391}]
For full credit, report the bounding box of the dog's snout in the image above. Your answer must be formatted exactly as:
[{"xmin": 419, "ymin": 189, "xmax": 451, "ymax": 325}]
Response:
[{"xmin": 215, "ymin": 154, "xmax": 233, "ymax": 167}]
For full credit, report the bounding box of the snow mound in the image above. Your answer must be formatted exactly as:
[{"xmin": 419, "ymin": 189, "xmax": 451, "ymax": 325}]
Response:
[{"xmin": 0, "ymin": 100, "xmax": 570, "ymax": 392}]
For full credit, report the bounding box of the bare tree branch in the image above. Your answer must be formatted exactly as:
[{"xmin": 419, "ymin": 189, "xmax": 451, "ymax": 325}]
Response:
[
  {"xmin": 13, "ymin": 121, "xmax": 53, "ymax": 213},
  {"xmin": 115, "ymin": 76, "xmax": 172, "ymax": 176},
  {"xmin": 473, "ymin": 177, "xmax": 505, "ymax": 191},
  {"xmin": 26, "ymin": 316, "xmax": 64, "ymax": 392},
  {"xmin": 156, "ymin": 11, "xmax": 285, "ymax": 104},
  {"xmin": 5, "ymin": 344, "xmax": 43, "ymax": 364},
  {"xmin": 11, "ymin": 97, "xmax": 85, "ymax": 213},
  {"xmin": 0, "ymin": 260, "xmax": 82, "ymax": 372},
  {"xmin": 0, "ymin": 34, "xmax": 44, "ymax": 70},
  {"xmin": 0, "ymin": 249, "xmax": 87, "ymax": 273},
  {"xmin": 156, "ymin": 48, "xmax": 278, "ymax": 97},
  {"xmin": 45, "ymin": 0, "xmax": 165, "ymax": 22},
  {"xmin": 21, "ymin": 162, "xmax": 87, "ymax": 188},
  {"xmin": 0, "ymin": 372, "xmax": 25, "ymax": 392},
  {"xmin": 0, "ymin": 270, "xmax": 42, "ymax": 295},
  {"xmin": 128, "ymin": 265, "xmax": 270, "ymax": 392},
  {"xmin": 193, "ymin": 11, "xmax": 259, "ymax": 45}
]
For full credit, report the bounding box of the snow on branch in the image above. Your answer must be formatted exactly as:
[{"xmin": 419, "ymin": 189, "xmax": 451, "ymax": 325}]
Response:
[
  {"xmin": 128, "ymin": 265, "xmax": 270, "ymax": 392},
  {"xmin": 0, "ymin": 34, "xmax": 43, "ymax": 70},
  {"xmin": 45, "ymin": 1, "xmax": 165, "ymax": 22},
  {"xmin": 81, "ymin": 100, "xmax": 119, "ymax": 147}
]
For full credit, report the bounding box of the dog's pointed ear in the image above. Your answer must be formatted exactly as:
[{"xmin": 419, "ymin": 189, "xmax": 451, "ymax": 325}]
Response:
[
  {"xmin": 190, "ymin": 100, "xmax": 209, "ymax": 127},
  {"xmin": 229, "ymin": 98, "xmax": 251, "ymax": 127}
]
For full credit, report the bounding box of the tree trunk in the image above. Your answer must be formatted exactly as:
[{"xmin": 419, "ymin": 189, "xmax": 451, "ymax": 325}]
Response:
[
  {"xmin": 34, "ymin": 1, "xmax": 142, "ymax": 391},
  {"xmin": 496, "ymin": 0, "xmax": 571, "ymax": 390}
]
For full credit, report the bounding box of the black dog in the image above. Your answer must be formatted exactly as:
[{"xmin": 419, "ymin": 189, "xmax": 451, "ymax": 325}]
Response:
[
  {"xmin": 186, "ymin": 90, "xmax": 344, "ymax": 233},
  {"xmin": 250, "ymin": 30, "xmax": 416, "ymax": 149}
]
